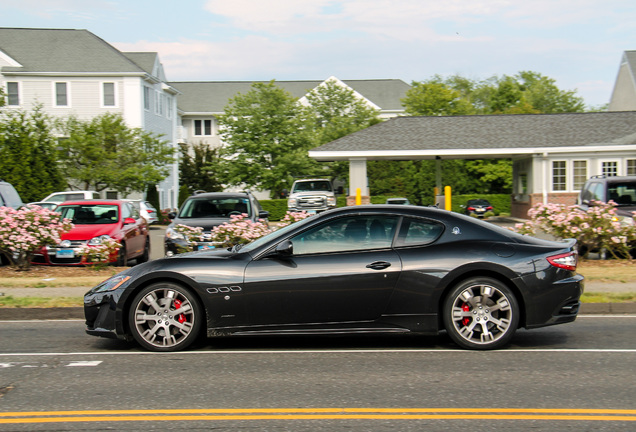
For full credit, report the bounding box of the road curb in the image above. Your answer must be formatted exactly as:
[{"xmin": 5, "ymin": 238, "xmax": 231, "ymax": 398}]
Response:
[{"xmin": 1, "ymin": 304, "xmax": 635, "ymax": 321}]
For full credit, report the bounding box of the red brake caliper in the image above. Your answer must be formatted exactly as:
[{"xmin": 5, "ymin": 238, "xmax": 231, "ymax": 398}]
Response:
[
  {"xmin": 462, "ymin": 303, "xmax": 471, "ymax": 326},
  {"xmin": 173, "ymin": 299, "xmax": 186, "ymax": 324}
]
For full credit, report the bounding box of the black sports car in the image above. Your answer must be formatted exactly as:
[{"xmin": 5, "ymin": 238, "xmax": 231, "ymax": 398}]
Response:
[{"xmin": 84, "ymin": 205, "xmax": 583, "ymax": 352}]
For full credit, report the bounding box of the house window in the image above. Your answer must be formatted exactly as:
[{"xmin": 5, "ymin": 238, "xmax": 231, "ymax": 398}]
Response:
[
  {"xmin": 6, "ymin": 82, "xmax": 19, "ymax": 105},
  {"xmin": 602, "ymin": 161, "xmax": 618, "ymax": 177},
  {"xmin": 194, "ymin": 119, "xmax": 212, "ymax": 136},
  {"xmin": 573, "ymin": 160, "xmax": 588, "ymax": 190},
  {"xmin": 103, "ymin": 82, "xmax": 115, "ymax": 107},
  {"xmin": 166, "ymin": 96, "xmax": 172, "ymax": 120},
  {"xmin": 143, "ymin": 87, "xmax": 151, "ymax": 111},
  {"xmin": 552, "ymin": 161, "xmax": 567, "ymax": 191},
  {"xmin": 155, "ymin": 91, "xmax": 164, "ymax": 116},
  {"xmin": 627, "ymin": 160, "xmax": 636, "ymax": 176},
  {"xmin": 55, "ymin": 82, "xmax": 69, "ymax": 106}
]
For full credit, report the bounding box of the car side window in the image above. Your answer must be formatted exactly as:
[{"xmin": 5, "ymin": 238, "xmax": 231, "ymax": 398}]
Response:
[
  {"xmin": 121, "ymin": 203, "xmax": 133, "ymax": 219},
  {"xmin": 395, "ymin": 217, "xmax": 444, "ymax": 247},
  {"xmin": 290, "ymin": 215, "xmax": 398, "ymax": 255}
]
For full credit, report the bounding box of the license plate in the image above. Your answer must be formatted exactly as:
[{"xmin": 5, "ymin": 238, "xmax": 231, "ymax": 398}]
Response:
[{"xmin": 56, "ymin": 249, "xmax": 75, "ymax": 258}]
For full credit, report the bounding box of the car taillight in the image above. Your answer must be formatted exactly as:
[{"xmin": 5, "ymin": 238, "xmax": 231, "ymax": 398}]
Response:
[
  {"xmin": 487, "ymin": 206, "xmax": 493, "ymax": 211},
  {"xmin": 547, "ymin": 251, "xmax": 578, "ymax": 271},
  {"xmin": 467, "ymin": 206, "xmax": 475, "ymax": 211},
  {"xmin": 147, "ymin": 209, "xmax": 155, "ymax": 214}
]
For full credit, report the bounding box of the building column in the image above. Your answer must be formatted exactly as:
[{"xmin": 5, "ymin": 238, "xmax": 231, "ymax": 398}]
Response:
[{"xmin": 347, "ymin": 158, "xmax": 370, "ymax": 205}]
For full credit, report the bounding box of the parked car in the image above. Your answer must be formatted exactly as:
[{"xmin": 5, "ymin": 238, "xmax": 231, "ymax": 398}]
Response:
[
  {"xmin": 85, "ymin": 205, "xmax": 583, "ymax": 352},
  {"xmin": 463, "ymin": 199, "xmax": 494, "ymax": 218},
  {"xmin": 386, "ymin": 197, "xmax": 411, "ymax": 205},
  {"xmin": 164, "ymin": 191, "xmax": 269, "ymax": 255},
  {"xmin": 287, "ymin": 179, "xmax": 337, "ymax": 213},
  {"xmin": 41, "ymin": 190, "xmax": 100, "ymax": 204},
  {"xmin": 25, "ymin": 201, "xmax": 59, "ymax": 211},
  {"xmin": 578, "ymin": 175, "xmax": 636, "ymax": 225},
  {"xmin": 32, "ymin": 200, "xmax": 150, "ymax": 266},
  {"xmin": 0, "ymin": 180, "xmax": 24, "ymax": 209},
  {"xmin": 125, "ymin": 200, "xmax": 159, "ymax": 225}
]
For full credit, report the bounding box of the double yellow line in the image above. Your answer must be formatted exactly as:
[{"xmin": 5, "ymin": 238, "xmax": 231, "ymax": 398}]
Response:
[{"xmin": 1, "ymin": 408, "xmax": 636, "ymax": 424}]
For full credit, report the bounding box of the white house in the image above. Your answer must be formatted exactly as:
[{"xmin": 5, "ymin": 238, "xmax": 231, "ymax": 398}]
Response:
[{"xmin": 0, "ymin": 28, "xmax": 180, "ymax": 209}]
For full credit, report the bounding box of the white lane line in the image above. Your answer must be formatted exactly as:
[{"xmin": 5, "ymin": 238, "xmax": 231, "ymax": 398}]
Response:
[
  {"xmin": 0, "ymin": 348, "xmax": 635, "ymax": 357},
  {"xmin": 65, "ymin": 360, "xmax": 102, "ymax": 367}
]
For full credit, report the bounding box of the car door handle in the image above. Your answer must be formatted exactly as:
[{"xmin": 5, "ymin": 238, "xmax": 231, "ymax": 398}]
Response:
[{"xmin": 366, "ymin": 261, "xmax": 391, "ymax": 270}]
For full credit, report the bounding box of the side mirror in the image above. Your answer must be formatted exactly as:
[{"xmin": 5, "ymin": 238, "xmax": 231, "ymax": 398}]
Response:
[
  {"xmin": 168, "ymin": 212, "xmax": 177, "ymax": 219},
  {"xmin": 336, "ymin": 186, "xmax": 344, "ymax": 195},
  {"xmin": 123, "ymin": 217, "xmax": 136, "ymax": 225},
  {"xmin": 274, "ymin": 240, "xmax": 293, "ymax": 256},
  {"xmin": 259, "ymin": 210, "xmax": 270, "ymax": 219}
]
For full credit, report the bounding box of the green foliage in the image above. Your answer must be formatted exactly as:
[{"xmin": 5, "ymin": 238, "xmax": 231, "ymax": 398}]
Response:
[
  {"xmin": 56, "ymin": 113, "xmax": 174, "ymax": 196},
  {"xmin": 178, "ymin": 143, "xmax": 224, "ymax": 195},
  {"xmin": 146, "ymin": 183, "xmax": 160, "ymax": 213},
  {"xmin": 402, "ymin": 81, "xmax": 475, "ymax": 116},
  {"xmin": 218, "ymin": 81, "xmax": 319, "ymax": 198},
  {"xmin": 0, "ymin": 105, "xmax": 66, "ymax": 202},
  {"xmin": 259, "ymin": 199, "xmax": 289, "ymax": 221}
]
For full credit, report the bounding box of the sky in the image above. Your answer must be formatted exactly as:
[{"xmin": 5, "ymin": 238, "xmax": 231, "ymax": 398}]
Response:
[{"xmin": 2, "ymin": 0, "xmax": 636, "ymax": 108}]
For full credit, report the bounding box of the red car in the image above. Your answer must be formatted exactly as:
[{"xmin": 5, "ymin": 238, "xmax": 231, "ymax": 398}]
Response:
[{"xmin": 33, "ymin": 200, "xmax": 150, "ymax": 266}]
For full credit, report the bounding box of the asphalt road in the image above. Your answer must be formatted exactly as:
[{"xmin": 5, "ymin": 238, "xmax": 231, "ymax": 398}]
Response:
[{"xmin": 0, "ymin": 316, "xmax": 635, "ymax": 430}]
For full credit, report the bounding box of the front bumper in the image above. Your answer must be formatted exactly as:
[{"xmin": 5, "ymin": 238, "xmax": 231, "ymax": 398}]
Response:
[{"xmin": 84, "ymin": 288, "xmax": 127, "ymax": 340}]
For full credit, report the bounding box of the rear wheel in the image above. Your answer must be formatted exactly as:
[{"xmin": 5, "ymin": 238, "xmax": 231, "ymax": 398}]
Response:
[
  {"xmin": 128, "ymin": 282, "xmax": 202, "ymax": 352},
  {"xmin": 443, "ymin": 277, "xmax": 519, "ymax": 350}
]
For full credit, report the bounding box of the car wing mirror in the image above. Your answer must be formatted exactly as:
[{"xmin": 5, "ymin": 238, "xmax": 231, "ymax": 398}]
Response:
[
  {"xmin": 123, "ymin": 217, "xmax": 136, "ymax": 225},
  {"xmin": 259, "ymin": 210, "xmax": 270, "ymax": 219},
  {"xmin": 168, "ymin": 212, "xmax": 177, "ymax": 219},
  {"xmin": 274, "ymin": 239, "xmax": 293, "ymax": 256}
]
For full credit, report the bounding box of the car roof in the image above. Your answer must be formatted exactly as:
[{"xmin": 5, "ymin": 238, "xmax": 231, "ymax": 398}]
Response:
[
  {"xmin": 188, "ymin": 192, "xmax": 251, "ymax": 199},
  {"xmin": 55, "ymin": 199, "xmax": 127, "ymax": 206}
]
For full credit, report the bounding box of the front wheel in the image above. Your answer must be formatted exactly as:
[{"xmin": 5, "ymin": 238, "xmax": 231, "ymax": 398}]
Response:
[
  {"xmin": 128, "ymin": 283, "xmax": 202, "ymax": 352},
  {"xmin": 443, "ymin": 277, "xmax": 519, "ymax": 350}
]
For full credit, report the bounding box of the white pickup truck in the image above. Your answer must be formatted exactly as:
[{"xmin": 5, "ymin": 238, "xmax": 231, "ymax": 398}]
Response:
[{"xmin": 287, "ymin": 179, "xmax": 337, "ymax": 213}]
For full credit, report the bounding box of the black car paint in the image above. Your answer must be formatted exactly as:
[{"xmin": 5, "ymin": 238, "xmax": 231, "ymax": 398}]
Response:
[{"xmin": 85, "ymin": 205, "xmax": 582, "ymax": 346}]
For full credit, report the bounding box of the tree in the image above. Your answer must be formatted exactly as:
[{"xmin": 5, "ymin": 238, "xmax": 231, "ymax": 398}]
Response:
[
  {"xmin": 0, "ymin": 105, "xmax": 66, "ymax": 202},
  {"xmin": 179, "ymin": 143, "xmax": 224, "ymax": 195},
  {"xmin": 402, "ymin": 81, "xmax": 475, "ymax": 116},
  {"xmin": 218, "ymin": 81, "xmax": 318, "ymax": 198},
  {"xmin": 56, "ymin": 113, "xmax": 174, "ymax": 196}
]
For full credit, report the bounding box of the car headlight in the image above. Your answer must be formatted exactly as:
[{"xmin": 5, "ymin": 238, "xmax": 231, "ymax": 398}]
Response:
[
  {"xmin": 327, "ymin": 196, "xmax": 336, "ymax": 206},
  {"xmin": 91, "ymin": 275, "xmax": 131, "ymax": 293},
  {"xmin": 288, "ymin": 198, "xmax": 297, "ymax": 207},
  {"xmin": 165, "ymin": 227, "xmax": 185, "ymax": 240},
  {"xmin": 88, "ymin": 235, "xmax": 111, "ymax": 245}
]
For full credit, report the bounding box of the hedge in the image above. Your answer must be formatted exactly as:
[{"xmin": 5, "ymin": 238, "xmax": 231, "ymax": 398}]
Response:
[{"xmin": 260, "ymin": 194, "xmax": 511, "ymax": 220}]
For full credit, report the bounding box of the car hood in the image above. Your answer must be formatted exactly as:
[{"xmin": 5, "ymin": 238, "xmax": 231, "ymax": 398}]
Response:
[
  {"xmin": 169, "ymin": 217, "xmax": 231, "ymax": 231},
  {"xmin": 616, "ymin": 205, "xmax": 636, "ymax": 218},
  {"xmin": 61, "ymin": 224, "xmax": 119, "ymax": 241},
  {"xmin": 291, "ymin": 191, "xmax": 332, "ymax": 197}
]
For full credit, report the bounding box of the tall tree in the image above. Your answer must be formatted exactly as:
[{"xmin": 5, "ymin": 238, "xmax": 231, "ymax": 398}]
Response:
[
  {"xmin": 402, "ymin": 81, "xmax": 475, "ymax": 116},
  {"xmin": 179, "ymin": 143, "xmax": 224, "ymax": 194},
  {"xmin": 218, "ymin": 81, "xmax": 318, "ymax": 198},
  {"xmin": 56, "ymin": 113, "xmax": 174, "ymax": 196},
  {"xmin": 0, "ymin": 105, "xmax": 65, "ymax": 202}
]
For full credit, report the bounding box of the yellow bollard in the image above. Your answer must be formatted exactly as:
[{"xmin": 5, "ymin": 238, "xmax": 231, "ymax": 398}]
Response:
[
  {"xmin": 444, "ymin": 186, "xmax": 451, "ymax": 211},
  {"xmin": 356, "ymin": 188, "xmax": 362, "ymax": 205}
]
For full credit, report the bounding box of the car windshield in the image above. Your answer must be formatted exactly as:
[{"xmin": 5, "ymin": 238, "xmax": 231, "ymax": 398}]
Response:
[
  {"xmin": 292, "ymin": 181, "xmax": 332, "ymax": 193},
  {"xmin": 608, "ymin": 182, "xmax": 636, "ymax": 206},
  {"xmin": 58, "ymin": 204, "xmax": 119, "ymax": 224},
  {"xmin": 178, "ymin": 197, "xmax": 251, "ymax": 218},
  {"xmin": 468, "ymin": 200, "xmax": 491, "ymax": 206}
]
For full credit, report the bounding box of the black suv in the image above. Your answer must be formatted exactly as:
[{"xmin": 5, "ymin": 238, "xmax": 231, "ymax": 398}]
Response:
[
  {"xmin": 578, "ymin": 175, "xmax": 636, "ymax": 224},
  {"xmin": 164, "ymin": 191, "xmax": 269, "ymax": 255},
  {"xmin": 0, "ymin": 180, "xmax": 24, "ymax": 209}
]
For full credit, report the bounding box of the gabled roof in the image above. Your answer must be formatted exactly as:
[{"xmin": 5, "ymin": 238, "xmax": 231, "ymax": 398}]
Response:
[
  {"xmin": 309, "ymin": 111, "xmax": 636, "ymax": 160},
  {"xmin": 169, "ymin": 79, "xmax": 410, "ymax": 114},
  {"xmin": 0, "ymin": 28, "xmax": 147, "ymax": 75}
]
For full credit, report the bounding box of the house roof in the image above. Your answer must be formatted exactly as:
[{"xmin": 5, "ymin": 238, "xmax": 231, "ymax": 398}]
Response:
[
  {"xmin": 309, "ymin": 111, "xmax": 636, "ymax": 160},
  {"xmin": 169, "ymin": 79, "xmax": 410, "ymax": 114},
  {"xmin": 0, "ymin": 28, "xmax": 147, "ymax": 75}
]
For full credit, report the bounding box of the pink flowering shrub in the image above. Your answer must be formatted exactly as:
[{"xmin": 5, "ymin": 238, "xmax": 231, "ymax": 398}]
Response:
[
  {"xmin": 173, "ymin": 224, "xmax": 204, "ymax": 253},
  {"xmin": 512, "ymin": 201, "xmax": 636, "ymax": 259},
  {"xmin": 76, "ymin": 237, "xmax": 122, "ymax": 269},
  {"xmin": 277, "ymin": 211, "xmax": 314, "ymax": 227},
  {"xmin": 210, "ymin": 214, "xmax": 272, "ymax": 248},
  {"xmin": 0, "ymin": 205, "xmax": 73, "ymax": 271}
]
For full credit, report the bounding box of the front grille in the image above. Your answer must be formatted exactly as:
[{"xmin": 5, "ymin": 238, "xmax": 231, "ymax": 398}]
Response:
[{"xmin": 298, "ymin": 196, "xmax": 326, "ymax": 208}]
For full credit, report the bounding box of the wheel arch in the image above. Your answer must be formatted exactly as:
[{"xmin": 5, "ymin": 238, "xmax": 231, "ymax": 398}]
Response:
[
  {"xmin": 119, "ymin": 272, "xmax": 208, "ymax": 340},
  {"xmin": 436, "ymin": 267, "xmax": 528, "ymax": 330}
]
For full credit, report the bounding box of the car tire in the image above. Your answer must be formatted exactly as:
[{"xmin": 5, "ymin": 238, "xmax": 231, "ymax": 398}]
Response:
[
  {"xmin": 128, "ymin": 282, "xmax": 202, "ymax": 352},
  {"xmin": 443, "ymin": 277, "xmax": 519, "ymax": 350},
  {"xmin": 116, "ymin": 243, "xmax": 127, "ymax": 267},
  {"xmin": 136, "ymin": 238, "xmax": 150, "ymax": 264}
]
